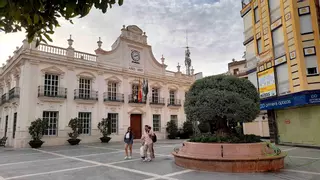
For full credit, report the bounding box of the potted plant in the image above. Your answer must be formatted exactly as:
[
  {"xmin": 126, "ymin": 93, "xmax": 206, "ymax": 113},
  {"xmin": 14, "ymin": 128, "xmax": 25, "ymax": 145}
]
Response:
[
  {"xmin": 67, "ymin": 118, "xmax": 82, "ymax": 145},
  {"xmin": 28, "ymin": 118, "xmax": 48, "ymax": 148},
  {"xmin": 166, "ymin": 120, "xmax": 178, "ymax": 139},
  {"xmin": 97, "ymin": 118, "xmax": 112, "ymax": 143}
]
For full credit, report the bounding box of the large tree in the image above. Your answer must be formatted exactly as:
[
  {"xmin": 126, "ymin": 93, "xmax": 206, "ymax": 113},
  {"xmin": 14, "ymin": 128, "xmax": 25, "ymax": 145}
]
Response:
[
  {"xmin": 0, "ymin": 0, "xmax": 123, "ymax": 46},
  {"xmin": 184, "ymin": 75, "xmax": 260, "ymax": 135}
]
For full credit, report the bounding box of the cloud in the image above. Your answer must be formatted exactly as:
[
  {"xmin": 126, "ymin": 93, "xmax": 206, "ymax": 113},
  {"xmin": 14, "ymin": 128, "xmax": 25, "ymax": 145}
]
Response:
[{"xmin": 0, "ymin": 0, "xmax": 244, "ymax": 76}]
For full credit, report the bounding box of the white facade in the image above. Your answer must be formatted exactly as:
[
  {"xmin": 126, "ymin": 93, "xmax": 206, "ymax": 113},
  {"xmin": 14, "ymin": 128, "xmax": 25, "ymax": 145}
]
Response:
[{"xmin": 0, "ymin": 25, "xmax": 197, "ymax": 148}]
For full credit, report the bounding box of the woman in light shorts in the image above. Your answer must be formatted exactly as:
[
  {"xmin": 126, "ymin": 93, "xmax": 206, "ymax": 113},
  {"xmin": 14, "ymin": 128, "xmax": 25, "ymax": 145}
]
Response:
[{"xmin": 124, "ymin": 127, "xmax": 134, "ymax": 159}]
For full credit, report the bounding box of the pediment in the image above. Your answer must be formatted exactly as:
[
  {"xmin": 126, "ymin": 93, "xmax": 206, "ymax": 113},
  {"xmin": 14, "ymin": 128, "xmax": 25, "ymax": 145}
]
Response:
[
  {"xmin": 76, "ymin": 72, "xmax": 96, "ymax": 79},
  {"xmin": 127, "ymin": 25, "xmax": 143, "ymax": 35},
  {"xmin": 41, "ymin": 66, "xmax": 65, "ymax": 75},
  {"xmin": 128, "ymin": 107, "xmax": 145, "ymax": 114},
  {"xmin": 168, "ymin": 84, "xmax": 179, "ymax": 90},
  {"xmin": 105, "ymin": 76, "xmax": 121, "ymax": 83},
  {"xmin": 150, "ymin": 82, "xmax": 162, "ymax": 88}
]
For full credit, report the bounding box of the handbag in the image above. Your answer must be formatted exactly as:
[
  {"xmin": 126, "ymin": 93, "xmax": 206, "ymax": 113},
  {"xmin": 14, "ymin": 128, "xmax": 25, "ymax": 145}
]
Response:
[{"xmin": 140, "ymin": 146, "xmax": 144, "ymax": 157}]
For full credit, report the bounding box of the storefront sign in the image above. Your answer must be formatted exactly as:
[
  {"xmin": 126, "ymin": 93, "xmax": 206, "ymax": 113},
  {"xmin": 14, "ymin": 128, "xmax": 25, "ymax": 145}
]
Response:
[
  {"xmin": 258, "ymin": 68, "xmax": 276, "ymax": 99},
  {"xmin": 260, "ymin": 90, "xmax": 320, "ymax": 110}
]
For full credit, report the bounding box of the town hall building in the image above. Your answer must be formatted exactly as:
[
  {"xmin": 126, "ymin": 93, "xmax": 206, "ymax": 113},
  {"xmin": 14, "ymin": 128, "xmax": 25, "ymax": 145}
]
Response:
[{"xmin": 0, "ymin": 25, "xmax": 200, "ymax": 148}]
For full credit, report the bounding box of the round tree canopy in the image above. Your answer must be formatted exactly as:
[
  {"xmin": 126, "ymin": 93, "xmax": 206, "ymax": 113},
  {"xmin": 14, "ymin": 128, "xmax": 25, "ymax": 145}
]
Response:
[{"xmin": 184, "ymin": 75, "xmax": 260, "ymax": 126}]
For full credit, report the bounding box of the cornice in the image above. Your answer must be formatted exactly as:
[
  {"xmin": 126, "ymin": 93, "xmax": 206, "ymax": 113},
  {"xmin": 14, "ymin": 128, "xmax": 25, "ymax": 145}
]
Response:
[{"xmin": 1, "ymin": 51, "xmax": 194, "ymax": 87}]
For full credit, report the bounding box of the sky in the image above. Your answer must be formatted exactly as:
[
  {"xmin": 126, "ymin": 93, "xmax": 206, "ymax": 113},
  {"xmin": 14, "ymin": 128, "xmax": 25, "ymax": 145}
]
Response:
[{"xmin": 0, "ymin": 0, "xmax": 245, "ymax": 77}]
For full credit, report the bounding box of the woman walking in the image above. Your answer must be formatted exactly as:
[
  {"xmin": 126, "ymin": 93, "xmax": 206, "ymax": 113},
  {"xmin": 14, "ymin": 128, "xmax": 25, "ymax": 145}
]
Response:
[{"xmin": 124, "ymin": 127, "xmax": 134, "ymax": 160}]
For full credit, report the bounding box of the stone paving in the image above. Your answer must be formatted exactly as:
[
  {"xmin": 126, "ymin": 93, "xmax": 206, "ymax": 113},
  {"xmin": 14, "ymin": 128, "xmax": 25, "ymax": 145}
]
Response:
[{"xmin": 0, "ymin": 140, "xmax": 319, "ymax": 180}]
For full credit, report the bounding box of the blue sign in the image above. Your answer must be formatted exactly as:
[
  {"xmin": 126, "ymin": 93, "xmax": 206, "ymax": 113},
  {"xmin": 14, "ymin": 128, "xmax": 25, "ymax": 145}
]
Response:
[{"xmin": 260, "ymin": 90, "xmax": 320, "ymax": 110}]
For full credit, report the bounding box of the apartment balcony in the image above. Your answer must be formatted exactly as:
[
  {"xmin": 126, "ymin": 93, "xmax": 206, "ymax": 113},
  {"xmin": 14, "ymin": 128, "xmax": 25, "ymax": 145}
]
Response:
[
  {"xmin": 8, "ymin": 87, "xmax": 20, "ymax": 101},
  {"xmin": 128, "ymin": 94, "xmax": 146, "ymax": 107},
  {"xmin": 167, "ymin": 99, "xmax": 182, "ymax": 108},
  {"xmin": 74, "ymin": 89, "xmax": 98, "ymax": 104},
  {"xmin": 103, "ymin": 92, "xmax": 124, "ymax": 106},
  {"xmin": 38, "ymin": 86, "xmax": 67, "ymax": 102},
  {"xmin": 149, "ymin": 97, "xmax": 165, "ymax": 107}
]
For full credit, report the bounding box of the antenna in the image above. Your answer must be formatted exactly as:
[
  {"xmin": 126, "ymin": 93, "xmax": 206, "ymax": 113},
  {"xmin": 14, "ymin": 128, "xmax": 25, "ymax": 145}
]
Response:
[{"xmin": 186, "ymin": 29, "xmax": 188, "ymax": 48}]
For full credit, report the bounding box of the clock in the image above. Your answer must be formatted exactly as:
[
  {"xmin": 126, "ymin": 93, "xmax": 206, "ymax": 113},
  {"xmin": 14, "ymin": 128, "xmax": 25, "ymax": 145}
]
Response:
[{"xmin": 131, "ymin": 50, "xmax": 140, "ymax": 63}]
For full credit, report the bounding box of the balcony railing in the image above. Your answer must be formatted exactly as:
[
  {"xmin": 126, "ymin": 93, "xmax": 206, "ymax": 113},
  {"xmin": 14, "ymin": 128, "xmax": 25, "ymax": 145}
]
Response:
[
  {"xmin": 8, "ymin": 87, "xmax": 20, "ymax": 100},
  {"xmin": 103, "ymin": 92, "xmax": 124, "ymax": 102},
  {"xmin": 128, "ymin": 94, "xmax": 146, "ymax": 104},
  {"xmin": 167, "ymin": 99, "xmax": 182, "ymax": 106},
  {"xmin": 149, "ymin": 97, "xmax": 165, "ymax": 105},
  {"xmin": 38, "ymin": 86, "xmax": 67, "ymax": 98},
  {"xmin": 74, "ymin": 89, "xmax": 98, "ymax": 100},
  {"xmin": 1, "ymin": 93, "xmax": 7, "ymax": 105}
]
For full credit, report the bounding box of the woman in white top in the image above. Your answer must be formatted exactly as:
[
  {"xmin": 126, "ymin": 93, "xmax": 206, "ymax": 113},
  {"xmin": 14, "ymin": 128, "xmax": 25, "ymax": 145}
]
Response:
[{"xmin": 124, "ymin": 127, "xmax": 134, "ymax": 159}]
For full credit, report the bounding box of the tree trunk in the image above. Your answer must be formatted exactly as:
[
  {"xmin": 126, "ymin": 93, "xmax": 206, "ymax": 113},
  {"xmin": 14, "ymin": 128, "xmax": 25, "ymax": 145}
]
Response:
[{"xmin": 216, "ymin": 117, "xmax": 230, "ymax": 137}]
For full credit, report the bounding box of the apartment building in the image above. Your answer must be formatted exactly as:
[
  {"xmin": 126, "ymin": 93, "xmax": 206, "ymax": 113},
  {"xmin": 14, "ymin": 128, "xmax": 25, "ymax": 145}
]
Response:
[{"xmin": 241, "ymin": 0, "xmax": 320, "ymax": 146}]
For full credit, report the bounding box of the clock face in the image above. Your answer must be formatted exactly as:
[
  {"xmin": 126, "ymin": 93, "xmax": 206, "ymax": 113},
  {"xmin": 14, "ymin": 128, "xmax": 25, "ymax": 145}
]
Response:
[{"xmin": 131, "ymin": 50, "xmax": 140, "ymax": 63}]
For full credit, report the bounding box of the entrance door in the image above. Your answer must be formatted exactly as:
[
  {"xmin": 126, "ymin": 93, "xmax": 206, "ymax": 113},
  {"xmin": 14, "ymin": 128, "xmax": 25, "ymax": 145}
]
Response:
[{"xmin": 130, "ymin": 114, "xmax": 142, "ymax": 139}]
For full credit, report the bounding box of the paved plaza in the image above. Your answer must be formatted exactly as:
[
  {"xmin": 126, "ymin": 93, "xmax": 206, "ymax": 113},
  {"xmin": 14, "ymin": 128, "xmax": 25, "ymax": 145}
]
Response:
[{"xmin": 0, "ymin": 140, "xmax": 319, "ymax": 180}]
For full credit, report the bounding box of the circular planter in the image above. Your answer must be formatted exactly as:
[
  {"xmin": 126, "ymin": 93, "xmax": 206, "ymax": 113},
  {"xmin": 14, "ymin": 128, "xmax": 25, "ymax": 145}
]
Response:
[
  {"xmin": 67, "ymin": 138, "xmax": 81, "ymax": 145},
  {"xmin": 29, "ymin": 140, "xmax": 44, "ymax": 148},
  {"xmin": 100, "ymin": 137, "xmax": 111, "ymax": 143},
  {"xmin": 172, "ymin": 141, "xmax": 287, "ymax": 173}
]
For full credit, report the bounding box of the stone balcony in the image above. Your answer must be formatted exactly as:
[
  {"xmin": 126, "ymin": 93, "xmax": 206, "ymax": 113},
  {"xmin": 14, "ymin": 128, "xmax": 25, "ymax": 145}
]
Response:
[
  {"xmin": 103, "ymin": 92, "xmax": 124, "ymax": 106},
  {"xmin": 167, "ymin": 99, "xmax": 182, "ymax": 108},
  {"xmin": 74, "ymin": 89, "xmax": 98, "ymax": 104},
  {"xmin": 38, "ymin": 86, "xmax": 67, "ymax": 102},
  {"xmin": 149, "ymin": 97, "xmax": 165, "ymax": 107}
]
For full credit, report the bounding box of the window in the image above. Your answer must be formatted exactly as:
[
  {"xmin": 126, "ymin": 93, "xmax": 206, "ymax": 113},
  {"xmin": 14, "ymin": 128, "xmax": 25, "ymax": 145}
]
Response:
[
  {"xmin": 152, "ymin": 88, "xmax": 159, "ymax": 103},
  {"xmin": 153, "ymin": 114, "xmax": 161, "ymax": 132},
  {"xmin": 268, "ymin": 0, "xmax": 281, "ymax": 22},
  {"xmin": 233, "ymin": 68, "xmax": 239, "ymax": 75},
  {"xmin": 131, "ymin": 84, "xmax": 139, "ymax": 100},
  {"xmin": 43, "ymin": 111, "xmax": 58, "ymax": 136},
  {"xmin": 272, "ymin": 26, "xmax": 285, "ymax": 58},
  {"xmin": 107, "ymin": 82, "xmax": 117, "ymax": 100},
  {"xmin": 299, "ymin": 14, "xmax": 313, "ymax": 34},
  {"xmin": 170, "ymin": 115, "xmax": 178, "ymax": 126},
  {"xmin": 169, "ymin": 90, "xmax": 175, "ymax": 104},
  {"xmin": 254, "ymin": 7, "xmax": 260, "ymax": 23},
  {"xmin": 12, "ymin": 113, "xmax": 17, "ymax": 139},
  {"xmin": 79, "ymin": 78, "xmax": 91, "ymax": 98},
  {"xmin": 305, "ymin": 56, "xmax": 318, "ymax": 75},
  {"xmin": 257, "ymin": 38, "xmax": 262, "ymax": 54},
  {"xmin": 108, "ymin": 113, "xmax": 118, "ymax": 134},
  {"xmin": 276, "ymin": 63, "xmax": 290, "ymax": 95},
  {"xmin": 44, "ymin": 74, "xmax": 59, "ymax": 96},
  {"xmin": 78, "ymin": 112, "xmax": 91, "ymax": 135}
]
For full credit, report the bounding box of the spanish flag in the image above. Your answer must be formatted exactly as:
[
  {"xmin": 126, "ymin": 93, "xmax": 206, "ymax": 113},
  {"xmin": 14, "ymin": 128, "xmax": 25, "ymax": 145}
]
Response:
[{"xmin": 138, "ymin": 79, "xmax": 142, "ymax": 102}]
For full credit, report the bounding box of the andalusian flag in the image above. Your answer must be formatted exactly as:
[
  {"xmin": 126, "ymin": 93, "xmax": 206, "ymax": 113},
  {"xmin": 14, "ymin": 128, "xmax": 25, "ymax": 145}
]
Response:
[{"xmin": 138, "ymin": 79, "xmax": 142, "ymax": 102}]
